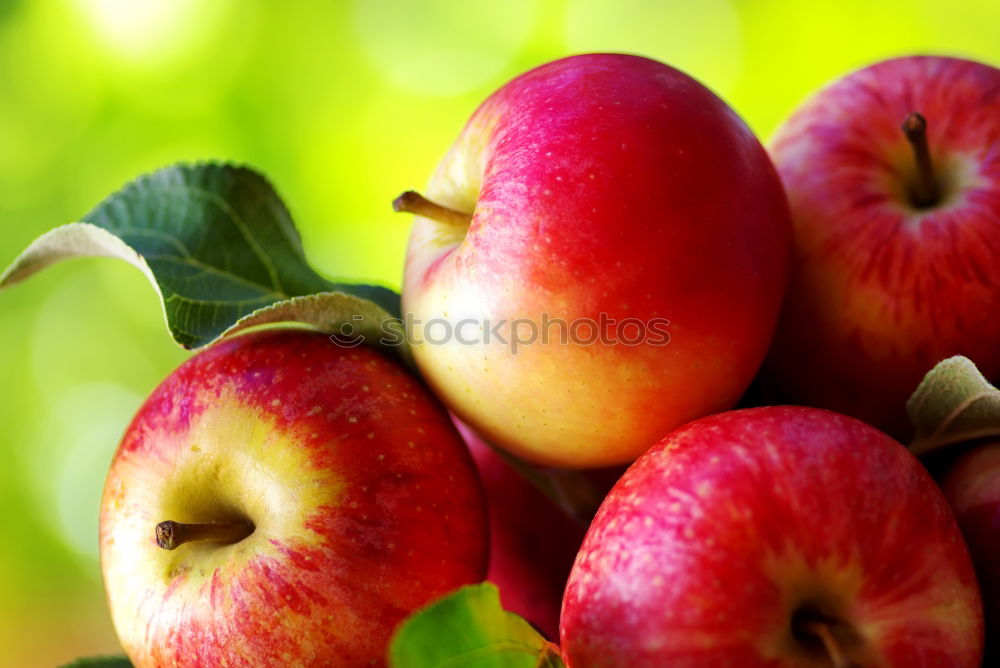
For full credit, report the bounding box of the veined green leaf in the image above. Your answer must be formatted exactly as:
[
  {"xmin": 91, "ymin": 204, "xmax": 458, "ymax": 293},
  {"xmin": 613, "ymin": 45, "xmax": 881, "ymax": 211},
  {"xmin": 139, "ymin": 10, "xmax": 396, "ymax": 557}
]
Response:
[
  {"xmin": 221, "ymin": 291, "xmax": 409, "ymax": 364},
  {"xmin": 389, "ymin": 583, "xmax": 564, "ymax": 668},
  {"xmin": 0, "ymin": 163, "xmax": 400, "ymax": 350},
  {"xmin": 907, "ymin": 355, "xmax": 1000, "ymax": 455}
]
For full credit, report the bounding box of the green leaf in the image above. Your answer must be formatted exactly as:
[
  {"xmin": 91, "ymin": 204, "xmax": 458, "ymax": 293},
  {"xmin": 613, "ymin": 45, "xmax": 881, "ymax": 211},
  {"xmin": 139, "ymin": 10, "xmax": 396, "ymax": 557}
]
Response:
[
  {"xmin": 0, "ymin": 163, "xmax": 400, "ymax": 350},
  {"xmin": 907, "ymin": 355, "xmax": 1000, "ymax": 456},
  {"xmin": 221, "ymin": 291, "xmax": 409, "ymax": 364},
  {"xmin": 389, "ymin": 583, "xmax": 564, "ymax": 668},
  {"xmin": 59, "ymin": 656, "xmax": 133, "ymax": 668}
]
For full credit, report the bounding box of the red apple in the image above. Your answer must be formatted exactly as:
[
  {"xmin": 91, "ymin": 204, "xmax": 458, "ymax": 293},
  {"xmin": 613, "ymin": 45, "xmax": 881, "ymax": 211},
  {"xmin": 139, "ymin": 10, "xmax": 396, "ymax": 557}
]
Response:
[
  {"xmin": 100, "ymin": 329, "xmax": 488, "ymax": 667},
  {"xmin": 459, "ymin": 422, "xmax": 585, "ymax": 640},
  {"xmin": 561, "ymin": 406, "xmax": 983, "ymax": 666},
  {"xmin": 454, "ymin": 419, "xmax": 622, "ymax": 639},
  {"xmin": 942, "ymin": 441, "xmax": 1000, "ymax": 661},
  {"xmin": 766, "ymin": 55, "xmax": 1000, "ymax": 437},
  {"xmin": 398, "ymin": 53, "xmax": 791, "ymax": 469}
]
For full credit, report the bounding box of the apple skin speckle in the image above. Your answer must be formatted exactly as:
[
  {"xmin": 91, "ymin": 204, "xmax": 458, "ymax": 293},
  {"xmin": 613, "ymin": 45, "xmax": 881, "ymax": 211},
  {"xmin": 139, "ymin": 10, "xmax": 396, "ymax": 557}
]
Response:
[
  {"xmin": 100, "ymin": 329, "xmax": 488, "ymax": 667},
  {"xmin": 561, "ymin": 406, "xmax": 983, "ymax": 667},
  {"xmin": 403, "ymin": 53, "xmax": 791, "ymax": 469},
  {"xmin": 767, "ymin": 55, "xmax": 1000, "ymax": 438}
]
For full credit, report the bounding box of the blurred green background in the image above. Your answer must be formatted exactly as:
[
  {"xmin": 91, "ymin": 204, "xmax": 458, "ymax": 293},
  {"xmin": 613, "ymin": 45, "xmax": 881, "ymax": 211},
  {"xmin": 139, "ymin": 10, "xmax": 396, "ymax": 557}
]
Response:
[{"xmin": 0, "ymin": 0, "xmax": 997, "ymax": 664}]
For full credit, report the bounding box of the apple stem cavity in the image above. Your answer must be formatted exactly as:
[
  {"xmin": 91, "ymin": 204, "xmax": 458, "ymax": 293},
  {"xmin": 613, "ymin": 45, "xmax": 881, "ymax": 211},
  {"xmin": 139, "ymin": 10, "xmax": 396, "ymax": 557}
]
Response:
[
  {"xmin": 901, "ymin": 112, "xmax": 940, "ymax": 208},
  {"xmin": 393, "ymin": 191, "xmax": 473, "ymax": 227},
  {"xmin": 794, "ymin": 617, "xmax": 861, "ymax": 668},
  {"xmin": 155, "ymin": 520, "xmax": 255, "ymax": 550}
]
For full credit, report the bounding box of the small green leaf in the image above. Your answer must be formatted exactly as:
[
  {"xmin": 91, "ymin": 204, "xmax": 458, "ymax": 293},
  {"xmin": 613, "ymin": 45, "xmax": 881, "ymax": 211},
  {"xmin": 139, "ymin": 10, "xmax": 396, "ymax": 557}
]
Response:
[
  {"xmin": 221, "ymin": 291, "xmax": 409, "ymax": 362},
  {"xmin": 0, "ymin": 163, "xmax": 399, "ymax": 349},
  {"xmin": 389, "ymin": 583, "xmax": 564, "ymax": 668},
  {"xmin": 907, "ymin": 355, "xmax": 1000, "ymax": 456},
  {"xmin": 59, "ymin": 656, "xmax": 133, "ymax": 668}
]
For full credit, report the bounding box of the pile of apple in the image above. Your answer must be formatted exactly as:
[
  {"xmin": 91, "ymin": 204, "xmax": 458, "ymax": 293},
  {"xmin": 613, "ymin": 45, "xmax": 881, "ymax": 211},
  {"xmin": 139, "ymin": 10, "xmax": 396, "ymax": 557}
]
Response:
[{"xmin": 96, "ymin": 53, "xmax": 1000, "ymax": 666}]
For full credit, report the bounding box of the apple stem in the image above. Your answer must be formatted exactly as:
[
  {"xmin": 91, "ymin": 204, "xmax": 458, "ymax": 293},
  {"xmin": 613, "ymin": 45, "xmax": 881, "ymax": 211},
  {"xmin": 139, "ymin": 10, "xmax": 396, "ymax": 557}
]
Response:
[
  {"xmin": 901, "ymin": 112, "xmax": 940, "ymax": 207},
  {"xmin": 393, "ymin": 191, "xmax": 473, "ymax": 227},
  {"xmin": 155, "ymin": 520, "xmax": 255, "ymax": 550},
  {"xmin": 796, "ymin": 619, "xmax": 860, "ymax": 668}
]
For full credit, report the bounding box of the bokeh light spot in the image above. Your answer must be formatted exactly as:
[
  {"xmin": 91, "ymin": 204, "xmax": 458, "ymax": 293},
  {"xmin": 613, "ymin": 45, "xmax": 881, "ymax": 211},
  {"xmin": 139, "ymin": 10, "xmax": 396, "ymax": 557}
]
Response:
[
  {"xmin": 353, "ymin": 0, "xmax": 539, "ymax": 96},
  {"xmin": 563, "ymin": 0, "xmax": 744, "ymax": 97},
  {"xmin": 68, "ymin": 0, "xmax": 232, "ymax": 67},
  {"xmin": 27, "ymin": 383, "xmax": 141, "ymax": 559}
]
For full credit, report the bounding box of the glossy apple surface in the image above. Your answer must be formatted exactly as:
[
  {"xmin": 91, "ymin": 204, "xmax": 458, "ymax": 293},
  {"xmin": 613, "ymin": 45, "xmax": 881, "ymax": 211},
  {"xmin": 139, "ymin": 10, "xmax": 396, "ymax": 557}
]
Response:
[
  {"xmin": 100, "ymin": 329, "xmax": 488, "ymax": 667},
  {"xmin": 561, "ymin": 406, "xmax": 983, "ymax": 666},
  {"xmin": 767, "ymin": 55, "xmax": 1000, "ymax": 437},
  {"xmin": 942, "ymin": 441, "xmax": 1000, "ymax": 661},
  {"xmin": 403, "ymin": 53, "xmax": 791, "ymax": 468}
]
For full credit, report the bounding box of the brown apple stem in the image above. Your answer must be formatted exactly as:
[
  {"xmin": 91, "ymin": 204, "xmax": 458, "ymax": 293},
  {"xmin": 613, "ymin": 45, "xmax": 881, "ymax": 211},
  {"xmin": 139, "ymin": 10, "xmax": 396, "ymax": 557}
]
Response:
[
  {"xmin": 796, "ymin": 619, "xmax": 860, "ymax": 668},
  {"xmin": 901, "ymin": 112, "xmax": 940, "ymax": 207},
  {"xmin": 155, "ymin": 520, "xmax": 254, "ymax": 550},
  {"xmin": 392, "ymin": 191, "xmax": 473, "ymax": 227}
]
